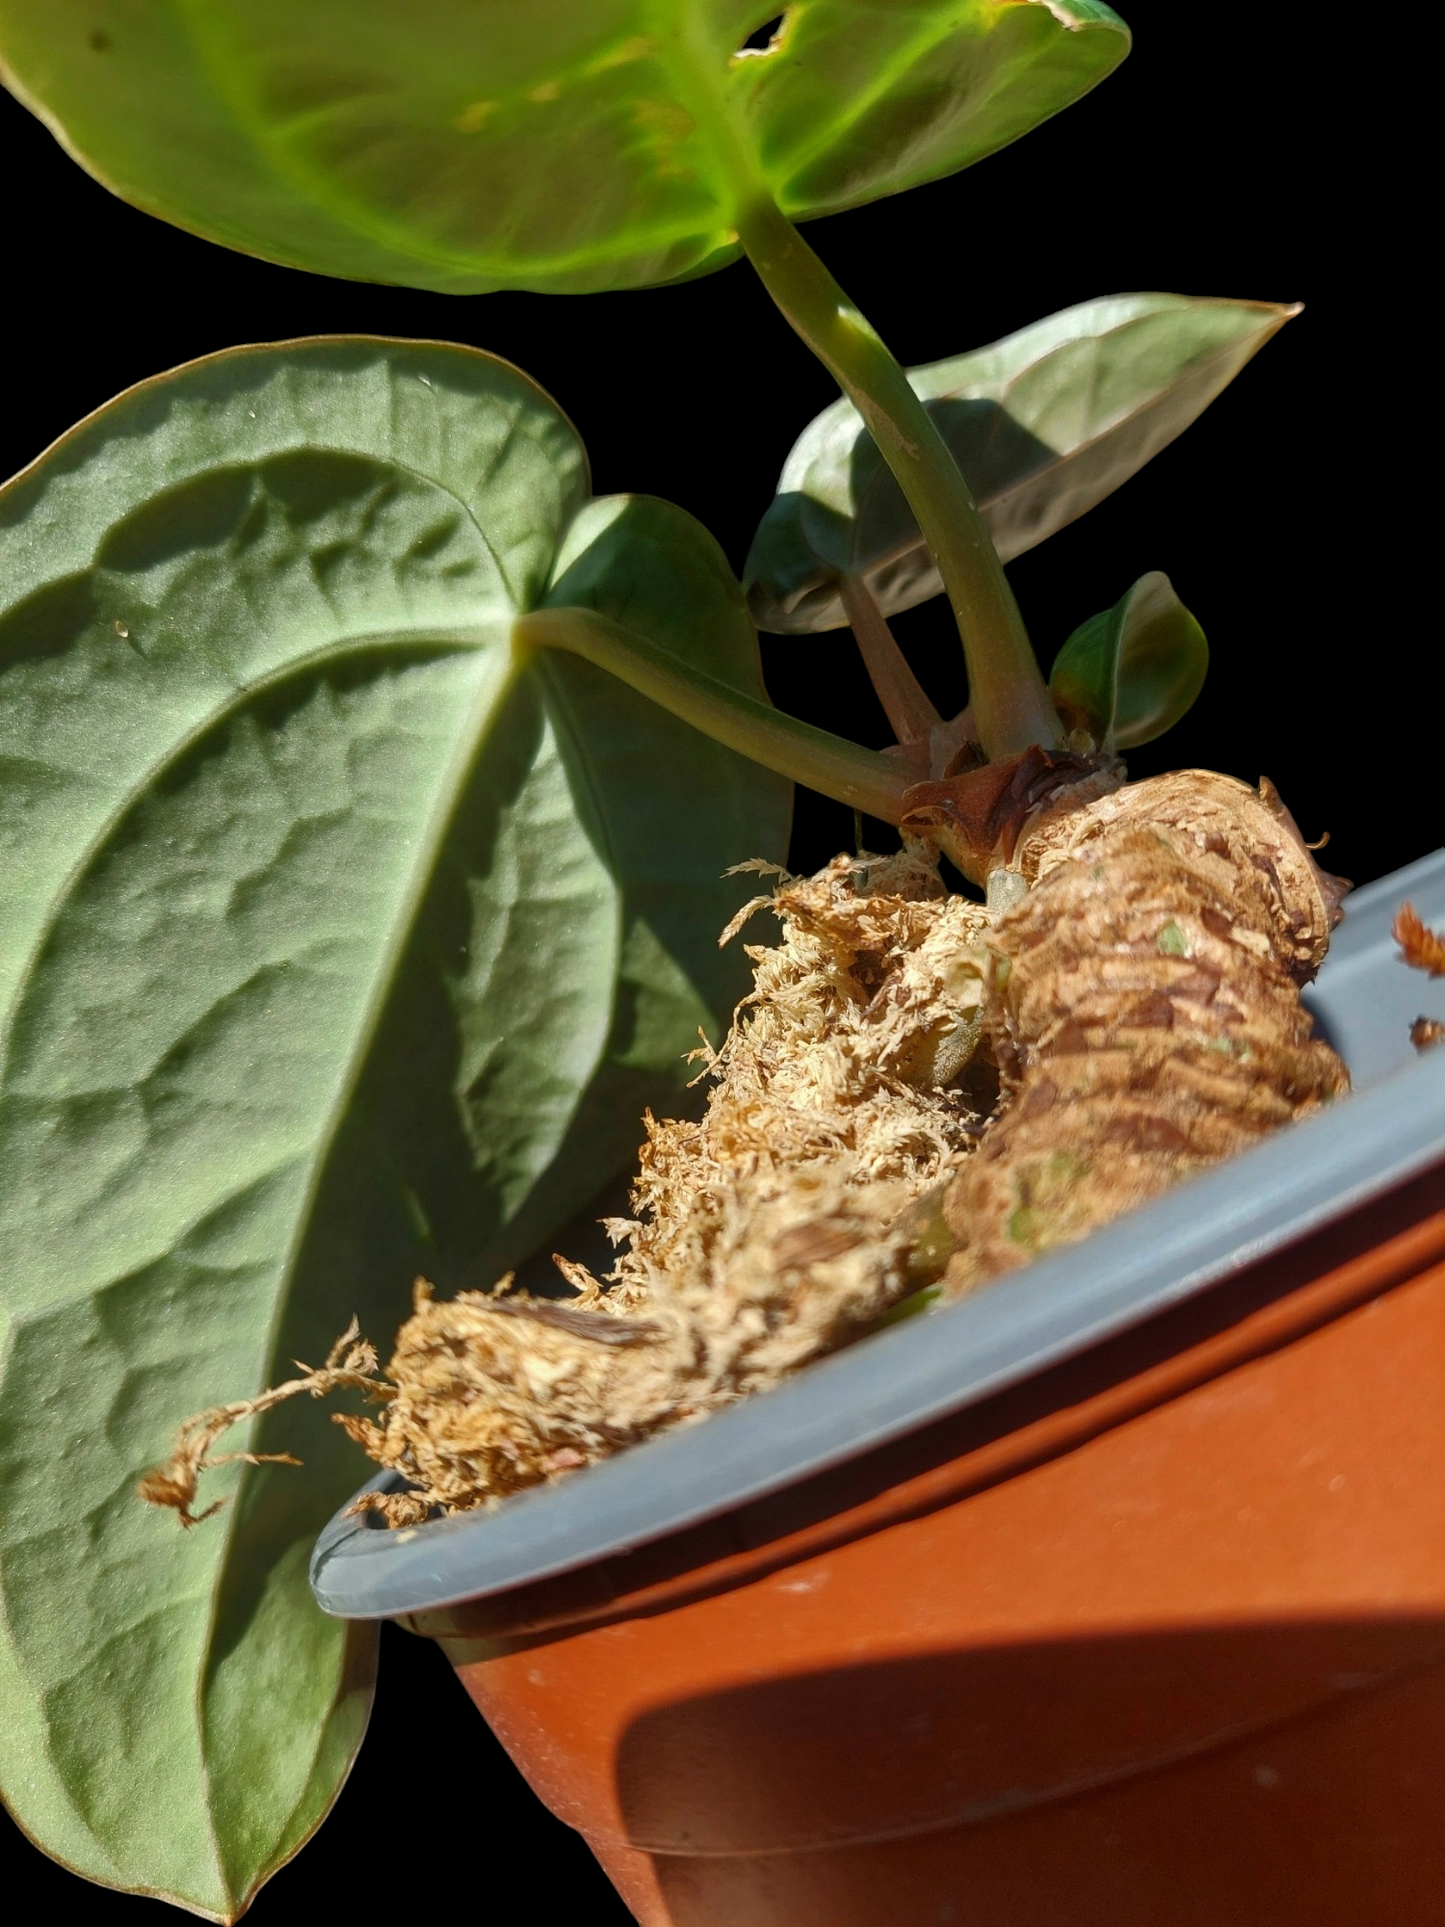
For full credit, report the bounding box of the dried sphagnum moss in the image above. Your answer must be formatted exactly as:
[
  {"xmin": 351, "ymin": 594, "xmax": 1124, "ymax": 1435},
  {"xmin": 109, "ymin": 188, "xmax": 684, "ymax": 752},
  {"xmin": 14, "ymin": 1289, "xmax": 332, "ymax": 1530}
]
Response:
[
  {"xmin": 142, "ymin": 844, "xmax": 992, "ymax": 1526},
  {"xmin": 142, "ymin": 770, "xmax": 1353, "ymax": 1529},
  {"xmin": 340, "ymin": 845, "xmax": 992, "ymax": 1520}
]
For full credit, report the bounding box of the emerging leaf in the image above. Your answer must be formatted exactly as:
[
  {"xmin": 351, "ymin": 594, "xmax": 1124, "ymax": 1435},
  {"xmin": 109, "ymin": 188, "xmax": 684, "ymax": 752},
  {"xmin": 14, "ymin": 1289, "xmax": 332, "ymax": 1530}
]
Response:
[
  {"xmin": 0, "ymin": 0, "xmax": 1127, "ymax": 293},
  {"xmin": 746, "ymin": 294, "xmax": 1296, "ymax": 633},
  {"xmin": 0, "ymin": 338, "xmax": 788, "ymax": 1915},
  {"xmin": 1049, "ymin": 570, "xmax": 1208, "ymax": 751}
]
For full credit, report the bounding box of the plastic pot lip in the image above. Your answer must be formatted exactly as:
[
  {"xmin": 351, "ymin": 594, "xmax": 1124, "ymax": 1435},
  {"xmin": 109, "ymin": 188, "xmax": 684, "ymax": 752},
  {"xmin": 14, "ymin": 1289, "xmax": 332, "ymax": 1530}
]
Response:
[{"xmin": 311, "ymin": 850, "xmax": 1445, "ymax": 1624}]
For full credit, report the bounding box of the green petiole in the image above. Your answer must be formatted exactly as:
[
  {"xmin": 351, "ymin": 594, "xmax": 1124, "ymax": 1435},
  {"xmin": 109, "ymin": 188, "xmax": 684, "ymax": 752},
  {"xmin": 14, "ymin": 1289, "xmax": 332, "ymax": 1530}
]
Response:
[
  {"xmin": 515, "ymin": 605, "xmax": 913, "ymax": 824},
  {"xmin": 838, "ymin": 573, "xmax": 942, "ymax": 746},
  {"xmin": 733, "ymin": 197, "xmax": 1062, "ymax": 765}
]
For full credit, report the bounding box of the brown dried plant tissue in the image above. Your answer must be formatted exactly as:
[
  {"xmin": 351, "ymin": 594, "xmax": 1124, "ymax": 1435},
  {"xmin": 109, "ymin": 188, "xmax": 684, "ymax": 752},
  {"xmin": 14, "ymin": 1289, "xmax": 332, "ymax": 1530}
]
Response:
[{"xmin": 142, "ymin": 770, "xmax": 1350, "ymax": 1527}]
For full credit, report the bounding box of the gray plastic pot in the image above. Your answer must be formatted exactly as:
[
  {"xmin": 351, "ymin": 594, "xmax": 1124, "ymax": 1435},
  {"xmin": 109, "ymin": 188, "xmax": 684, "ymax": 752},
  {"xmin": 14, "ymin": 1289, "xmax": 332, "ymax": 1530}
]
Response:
[{"xmin": 312, "ymin": 850, "xmax": 1445, "ymax": 1927}]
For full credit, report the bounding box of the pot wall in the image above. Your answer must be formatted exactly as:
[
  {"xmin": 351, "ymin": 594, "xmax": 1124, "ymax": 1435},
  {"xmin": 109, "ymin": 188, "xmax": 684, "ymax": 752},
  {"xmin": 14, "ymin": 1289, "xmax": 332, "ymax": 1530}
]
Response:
[
  {"xmin": 414, "ymin": 1170, "xmax": 1445, "ymax": 1925},
  {"xmin": 589, "ymin": 1658, "xmax": 1445, "ymax": 1927}
]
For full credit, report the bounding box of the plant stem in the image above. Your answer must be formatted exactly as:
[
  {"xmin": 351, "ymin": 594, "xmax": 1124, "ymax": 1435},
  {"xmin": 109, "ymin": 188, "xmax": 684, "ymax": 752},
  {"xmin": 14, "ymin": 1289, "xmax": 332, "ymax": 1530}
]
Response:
[
  {"xmin": 516, "ymin": 607, "xmax": 913, "ymax": 824},
  {"xmin": 837, "ymin": 573, "xmax": 941, "ymax": 745},
  {"xmin": 733, "ymin": 198, "xmax": 1061, "ymax": 762}
]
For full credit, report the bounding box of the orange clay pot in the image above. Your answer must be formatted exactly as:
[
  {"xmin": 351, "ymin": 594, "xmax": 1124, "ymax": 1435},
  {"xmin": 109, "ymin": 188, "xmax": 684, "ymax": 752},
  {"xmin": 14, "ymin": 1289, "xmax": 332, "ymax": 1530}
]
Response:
[{"xmin": 404, "ymin": 1162, "xmax": 1445, "ymax": 1927}]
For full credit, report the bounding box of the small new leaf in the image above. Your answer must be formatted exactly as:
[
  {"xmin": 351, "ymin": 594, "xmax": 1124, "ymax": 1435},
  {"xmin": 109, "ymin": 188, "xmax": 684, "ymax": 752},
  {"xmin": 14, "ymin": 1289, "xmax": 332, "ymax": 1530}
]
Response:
[{"xmin": 1048, "ymin": 573, "xmax": 1208, "ymax": 752}]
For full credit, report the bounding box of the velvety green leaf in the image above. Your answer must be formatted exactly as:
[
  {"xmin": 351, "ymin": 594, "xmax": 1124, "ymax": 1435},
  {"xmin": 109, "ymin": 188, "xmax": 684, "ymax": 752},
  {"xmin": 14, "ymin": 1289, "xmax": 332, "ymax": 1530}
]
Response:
[
  {"xmin": 0, "ymin": 338, "xmax": 788, "ymax": 1916},
  {"xmin": 1048, "ymin": 570, "xmax": 1207, "ymax": 751},
  {"xmin": 746, "ymin": 294, "xmax": 1296, "ymax": 633},
  {"xmin": 0, "ymin": 0, "xmax": 1127, "ymax": 294}
]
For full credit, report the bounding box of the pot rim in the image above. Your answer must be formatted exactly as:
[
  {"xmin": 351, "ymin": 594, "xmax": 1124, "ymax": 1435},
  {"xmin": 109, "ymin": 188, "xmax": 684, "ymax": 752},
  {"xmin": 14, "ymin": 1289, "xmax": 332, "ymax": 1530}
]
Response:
[{"xmin": 311, "ymin": 849, "xmax": 1445, "ymax": 1621}]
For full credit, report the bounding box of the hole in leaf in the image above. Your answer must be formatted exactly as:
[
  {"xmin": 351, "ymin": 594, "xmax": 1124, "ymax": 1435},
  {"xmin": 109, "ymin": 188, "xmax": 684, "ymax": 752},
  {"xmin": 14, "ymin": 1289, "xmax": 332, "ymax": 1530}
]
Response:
[{"xmin": 737, "ymin": 12, "xmax": 787, "ymax": 56}]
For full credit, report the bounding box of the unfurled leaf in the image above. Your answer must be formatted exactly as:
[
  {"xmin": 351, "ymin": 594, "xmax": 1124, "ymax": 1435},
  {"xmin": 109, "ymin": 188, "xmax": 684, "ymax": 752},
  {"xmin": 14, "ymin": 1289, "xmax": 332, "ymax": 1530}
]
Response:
[
  {"xmin": 0, "ymin": 1, "xmax": 1127, "ymax": 294},
  {"xmin": 1049, "ymin": 570, "xmax": 1208, "ymax": 750},
  {"xmin": 746, "ymin": 294, "xmax": 1295, "ymax": 633},
  {"xmin": 0, "ymin": 338, "xmax": 788, "ymax": 1916}
]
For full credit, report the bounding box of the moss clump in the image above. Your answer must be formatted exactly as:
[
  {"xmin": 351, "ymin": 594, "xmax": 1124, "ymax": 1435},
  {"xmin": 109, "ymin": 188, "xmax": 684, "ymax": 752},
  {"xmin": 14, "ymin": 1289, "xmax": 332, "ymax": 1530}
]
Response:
[{"xmin": 143, "ymin": 770, "xmax": 1354, "ymax": 1527}]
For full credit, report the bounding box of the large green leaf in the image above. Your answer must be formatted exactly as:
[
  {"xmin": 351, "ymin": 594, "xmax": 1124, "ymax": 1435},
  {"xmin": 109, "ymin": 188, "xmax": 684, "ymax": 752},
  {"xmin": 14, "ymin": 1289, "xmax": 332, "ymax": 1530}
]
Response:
[
  {"xmin": 0, "ymin": 337, "xmax": 788, "ymax": 1915},
  {"xmin": 0, "ymin": 0, "xmax": 1127, "ymax": 294},
  {"xmin": 746, "ymin": 294, "xmax": 1297, "ymax": 633},
  {"xmin": 1049, "ymin": 570, "xmax": 1208, "ymax": 751}
]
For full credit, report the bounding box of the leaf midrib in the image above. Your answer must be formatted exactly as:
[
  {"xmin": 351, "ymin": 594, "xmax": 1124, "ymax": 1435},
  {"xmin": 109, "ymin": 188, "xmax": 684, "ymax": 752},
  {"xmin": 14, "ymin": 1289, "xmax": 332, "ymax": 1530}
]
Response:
[
  {"xmin": 166, "ymin": 0, "xmax": 736, "ymax": 279},
  {"xmin": 0, "ymin": 625, "xmax": 491, "ymax": 1077},
  {"xmin": 186, "ymin": 628, "xmax": 526, "ymax": 1901},
  {"xmin": 163, "ymin": 0, "xmax": 1072, "ymax": 279},
  {"xmin": 0, "ymin": 617, "xmax": 516, "ymax": 1902}
]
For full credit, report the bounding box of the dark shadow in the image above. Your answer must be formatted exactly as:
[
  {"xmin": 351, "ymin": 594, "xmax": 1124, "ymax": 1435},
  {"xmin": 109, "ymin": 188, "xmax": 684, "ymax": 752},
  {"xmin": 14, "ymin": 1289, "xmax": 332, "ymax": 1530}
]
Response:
[
  {"xmin": 746, "ymin": 399, "xmax": 1057, "ymax": 632},
  {"xmin": 847, "ymin": 397, "xmax": 1057, "ymax": 564},
  {"xmin": 0, "ymin": 567, "xmax": 99, "ymax": 671},
  {"xmin": 617, "ymin": 1618, "xmax": 1445, "ymax": 1851},
  {"xmin": 1302, "ymin": 999, "xmax": 1343, "ymax": 1055},
  {"xmin": 96, "ymin": 463, "xmax": 259, "ymax": 575},
  {"xmin": 615, "ymin": 1618, "xmax": 1445, "ymax": 1925}
]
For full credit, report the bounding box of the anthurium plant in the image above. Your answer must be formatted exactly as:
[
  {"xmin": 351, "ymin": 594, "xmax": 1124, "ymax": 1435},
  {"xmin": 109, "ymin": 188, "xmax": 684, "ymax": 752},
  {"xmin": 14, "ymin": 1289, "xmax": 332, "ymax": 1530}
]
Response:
[{"xmin": 0, "ymin": 3, "xmax": 1366, "ymax": 1918}]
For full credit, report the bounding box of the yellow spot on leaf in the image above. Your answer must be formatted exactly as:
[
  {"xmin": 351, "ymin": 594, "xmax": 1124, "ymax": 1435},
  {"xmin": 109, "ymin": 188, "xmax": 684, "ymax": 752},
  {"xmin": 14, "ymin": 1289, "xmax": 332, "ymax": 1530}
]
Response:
[
  {"xmin": 593, "ymin": 34, "xmax": 657, "ymax": 72},
  {"xmin": 634, "ymin": 98, "xmax": 696, "ymax": 143},
  {"xmin": 455, "ymin": 100, "xmax": 495, "ymax": 133}
]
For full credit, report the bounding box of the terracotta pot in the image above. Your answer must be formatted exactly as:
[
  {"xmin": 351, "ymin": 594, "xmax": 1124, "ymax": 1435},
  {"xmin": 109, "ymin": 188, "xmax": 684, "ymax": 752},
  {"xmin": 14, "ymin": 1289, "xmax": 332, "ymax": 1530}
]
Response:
[{"xmin": 313, "ymin": 854, "xmax": 1445, "ymax": 1926}]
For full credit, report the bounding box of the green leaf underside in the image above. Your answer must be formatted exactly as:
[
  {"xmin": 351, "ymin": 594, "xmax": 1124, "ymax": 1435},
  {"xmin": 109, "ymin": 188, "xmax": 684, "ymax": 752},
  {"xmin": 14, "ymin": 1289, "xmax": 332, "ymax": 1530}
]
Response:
[
  {"xmin": 745, "ymin": 293, "xmax": 1296, "ymax": 633},
  {"xmin": 1048, "ymin": 569, "xmax": 1208, "ymax": 750},
  {"xmin": 0, "ymin": 0, "xmax": 1127, "ymax": 294},
  {"xmin": 0, "ymin": 338, "xmax": 788, "ymax": 1915}
]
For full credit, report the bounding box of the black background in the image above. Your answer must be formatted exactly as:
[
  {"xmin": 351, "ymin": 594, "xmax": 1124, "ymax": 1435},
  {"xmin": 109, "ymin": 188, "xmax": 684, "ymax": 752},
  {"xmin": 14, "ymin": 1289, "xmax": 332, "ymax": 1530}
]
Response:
[{"xmin": 0, "ymin": 5, "xmax": 1416, "ymax": 1921}]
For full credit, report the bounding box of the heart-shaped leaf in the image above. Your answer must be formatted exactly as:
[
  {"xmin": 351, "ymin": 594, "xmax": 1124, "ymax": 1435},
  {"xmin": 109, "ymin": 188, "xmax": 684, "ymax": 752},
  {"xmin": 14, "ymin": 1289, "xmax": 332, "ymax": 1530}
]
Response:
[
  {"xmin": 746, "ymin": 294, "xmax": 1296, "ymax": 633},
  {"xmin": 0, "ymin": 1, "xmax": 1127, "ymax": 293},
  {"xmin": 1048, "ymin": 570, "xmax": 1207, "ymax": 751},
  {"xmin": 0, "ymin": 337, "xmax": 788, "ymax": 1915}
]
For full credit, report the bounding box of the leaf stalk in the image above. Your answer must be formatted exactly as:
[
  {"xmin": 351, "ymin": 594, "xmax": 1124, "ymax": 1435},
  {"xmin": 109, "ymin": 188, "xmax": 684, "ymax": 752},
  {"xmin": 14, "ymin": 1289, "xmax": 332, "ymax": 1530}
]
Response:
[
  {"xmin": 733, "ymin": 198, "xmax": 1061, "ymax": 761},
  {"xmin": 516, "ymin": 606, "xmax": 911, "ymax": 824},
  {"xmin": 838, "ymin": 573, "xmax": 942, "ymax": 745}
]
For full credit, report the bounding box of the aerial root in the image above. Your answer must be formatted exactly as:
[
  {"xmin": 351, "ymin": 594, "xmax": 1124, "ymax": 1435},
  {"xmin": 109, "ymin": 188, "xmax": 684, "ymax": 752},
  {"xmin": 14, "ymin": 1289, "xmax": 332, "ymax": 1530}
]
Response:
[{"xmin": 137, "ymin": 1321, "xmax": 390, "ymax": 1527}]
